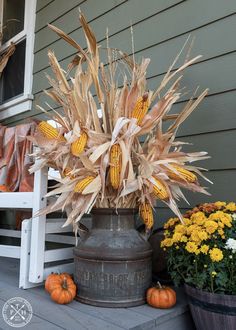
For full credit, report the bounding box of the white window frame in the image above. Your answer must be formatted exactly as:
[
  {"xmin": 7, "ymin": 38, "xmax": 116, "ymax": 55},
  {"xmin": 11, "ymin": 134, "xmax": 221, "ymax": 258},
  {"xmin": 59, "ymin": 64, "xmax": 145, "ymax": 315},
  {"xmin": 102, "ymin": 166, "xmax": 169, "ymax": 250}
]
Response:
[{"xmin": 0, "ymin": 0, "xmax": 36, "ymax": 120}]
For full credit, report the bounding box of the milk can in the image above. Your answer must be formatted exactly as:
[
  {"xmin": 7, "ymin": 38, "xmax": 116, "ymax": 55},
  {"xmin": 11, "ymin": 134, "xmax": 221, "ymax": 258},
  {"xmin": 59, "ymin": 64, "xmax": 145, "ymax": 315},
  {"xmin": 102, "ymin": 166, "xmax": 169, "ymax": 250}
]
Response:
[{"xmin": 73, "ymin": 208, "xmax": 152, "ymax": 307}]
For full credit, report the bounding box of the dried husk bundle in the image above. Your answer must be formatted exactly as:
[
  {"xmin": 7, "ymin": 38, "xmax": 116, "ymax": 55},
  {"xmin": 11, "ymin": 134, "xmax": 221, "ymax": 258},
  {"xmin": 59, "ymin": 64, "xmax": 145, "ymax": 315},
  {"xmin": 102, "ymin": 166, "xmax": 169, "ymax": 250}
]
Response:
[
  {"xmin": 30, "ymin": 13, "xmax": 211, "ymax": 233},
  {"xmin": 0, "ymin": 42, "xmax": 15, "ymax": 77},
  {"xmin": 0, "ymin": 22, "xmax": 16, "ymax": 76}
]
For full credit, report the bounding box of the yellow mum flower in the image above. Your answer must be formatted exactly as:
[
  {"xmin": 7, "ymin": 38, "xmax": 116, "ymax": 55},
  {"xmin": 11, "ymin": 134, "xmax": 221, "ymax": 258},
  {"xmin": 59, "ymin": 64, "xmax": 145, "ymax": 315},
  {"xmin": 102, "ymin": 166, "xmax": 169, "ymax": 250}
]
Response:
[
  {"xmin": 209, "ymin": 211, "xmax": 232, "ymax": 226},
  {"xmin": 164, "ymin": 217, "xmax": 179, "ymax": 229},
  {"xmin": 186, "ymin": 241, "xmax": 198, "ymax": 253},
  {"xmin": 209, "ymin": 248, "xmax": 223, "ymax": 262},
  {"xmin": 198, "ymin": 231, "xmax": 208, "ymax": 241},
  {"xmin": 191, "ymin": 230, "xmax": 201, "ymax": 243},
  {"xmin": 172, "ymin": 232, "xmax": 182, "ymax": 243},
  {"xmin": 220, "ymin": 213, "xmax": 232, "ymax": 228},
  {"xmin": 217, "ymin": 229, "xmax": 225, "ymax": 237},
  {"xmin": 180, "ymin": 235, "xmax": 188, "ymax": 243},
  {"xmin": 225, "ymin": 202, "xmax": 236, "ymax": 212},
  {"xmin": 191, "ymin": 211, "xmax": 207, "ymax": 225},
  {"xmin": 200, "ymin": 244, "xmax": 209, "ymax": 254},
  {"xmin": 215, "ymin": 201, "xmax": 226, "ymax": 208},
  {"xmin": 161, "ymin": 238, "xmax": 173, "ymax": 248},
  {"xmin": 183, "ymin": 218, "xmax": 192, "ymax": 226},
  {"xmin": 195, "ymin": 249, "xmax": 200, "ymax": 255},
  {"xmin": 175, "ymin": 224, "xmax": 187, "ymax": 234},
  {"xmin": 204, "ymin": 220, "xmax": 218, "ymax": 234},
  {"xmin": 209, "ymin": 212, "xmax": 221, "ymax": 221},
  {"xmin": 186, "ymin": 224, "xmax": 199, "ymax": 235}
]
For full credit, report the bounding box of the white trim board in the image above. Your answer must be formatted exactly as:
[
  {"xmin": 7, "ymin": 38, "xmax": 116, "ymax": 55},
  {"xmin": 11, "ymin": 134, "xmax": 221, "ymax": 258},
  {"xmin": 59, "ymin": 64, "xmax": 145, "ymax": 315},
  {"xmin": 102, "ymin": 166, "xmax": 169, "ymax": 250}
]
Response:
[{"xmin": 0, "ymin": 0, "xmax": 37, "ymax": 120}]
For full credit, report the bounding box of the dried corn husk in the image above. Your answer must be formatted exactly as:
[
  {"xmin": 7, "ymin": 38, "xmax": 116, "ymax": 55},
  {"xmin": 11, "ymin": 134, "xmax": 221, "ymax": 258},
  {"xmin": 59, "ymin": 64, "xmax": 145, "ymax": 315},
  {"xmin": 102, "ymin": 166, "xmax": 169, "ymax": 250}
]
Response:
[{"xmin": 31, "ymin": 12, "xmax": 211, "ymax": 232}]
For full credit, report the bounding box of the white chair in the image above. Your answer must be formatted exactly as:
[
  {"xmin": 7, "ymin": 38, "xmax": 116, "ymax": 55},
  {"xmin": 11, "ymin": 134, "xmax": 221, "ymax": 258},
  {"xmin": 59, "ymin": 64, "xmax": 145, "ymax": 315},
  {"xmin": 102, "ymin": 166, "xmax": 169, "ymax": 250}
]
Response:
[{"xmin": 0, "ymin": 166, "xmax": 75, "ymax": 289}]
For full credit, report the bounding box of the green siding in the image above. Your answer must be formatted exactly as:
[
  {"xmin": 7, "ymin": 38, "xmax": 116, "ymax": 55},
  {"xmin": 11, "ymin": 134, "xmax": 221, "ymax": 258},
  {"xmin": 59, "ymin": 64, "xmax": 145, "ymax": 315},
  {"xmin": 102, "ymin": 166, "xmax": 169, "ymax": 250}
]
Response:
[
  {"xmin": 36, "ymin": 0, "xmax": 54, "ymax": 12},
  {"xmin": 3, "ymin": 0, "xmax": 236, "ymax": 216}
]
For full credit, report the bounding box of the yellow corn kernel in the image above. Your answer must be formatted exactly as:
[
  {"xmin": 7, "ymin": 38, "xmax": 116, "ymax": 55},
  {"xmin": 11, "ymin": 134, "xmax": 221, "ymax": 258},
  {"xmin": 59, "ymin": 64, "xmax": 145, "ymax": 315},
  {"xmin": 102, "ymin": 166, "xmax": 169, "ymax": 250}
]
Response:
[
  {"xmin": 131, "ymin": 92, "xmax": 149, "ymax": 125},
  {"xmin": 109, "ymin": 144, "xmax": 122, "ymax": 189},
  {"xmin": 62, "ymin": 167, "xmax": 76, "ymax": 180},
  {"xmin": 168, "ymin": 165, "xmax": 197, "ymax": 183},
  {"xmin": 140, "ymin": 202, "xmax": 154, "ymax": 230},
  {"xmin": 74, "ymin": 176, "xmax": 95, "ymax": 193},
  {"xmin": 38, "ymin": 121, "xmax": 65, "ymax": 141},
  {"xmin": 71, "ymin": 131, "xmax": 88, "ymax": 156},
  {"xmin": 151, "ymin": 177, "xmax": 169, "ymax": 200}
]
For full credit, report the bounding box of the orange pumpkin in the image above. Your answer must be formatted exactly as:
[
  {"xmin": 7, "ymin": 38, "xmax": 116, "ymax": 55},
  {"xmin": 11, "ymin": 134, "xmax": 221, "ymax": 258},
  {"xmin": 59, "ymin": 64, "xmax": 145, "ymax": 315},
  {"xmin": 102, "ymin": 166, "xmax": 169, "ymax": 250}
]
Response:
[
  {"xmin": 147, "ymin": 282, "xmax": 176, "ymax": 308},
  {"xmin": 49, "ymin": 274, "xmax": 77, "ymax": 304},
  {"xmin": 45, "ymin": 272, "xmax": 72, "ymax": 294}
]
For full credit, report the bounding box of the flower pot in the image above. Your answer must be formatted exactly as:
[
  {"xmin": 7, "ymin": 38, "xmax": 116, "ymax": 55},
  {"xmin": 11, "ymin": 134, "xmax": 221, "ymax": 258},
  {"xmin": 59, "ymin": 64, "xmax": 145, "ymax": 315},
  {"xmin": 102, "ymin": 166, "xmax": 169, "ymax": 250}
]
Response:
[
  {"xmin": 185, "ymin": 284, "xmax": 236, "ymax": 330},
  {"xmin": 73, "ymin": 208, "xmax": 152, "ymax": 307}
]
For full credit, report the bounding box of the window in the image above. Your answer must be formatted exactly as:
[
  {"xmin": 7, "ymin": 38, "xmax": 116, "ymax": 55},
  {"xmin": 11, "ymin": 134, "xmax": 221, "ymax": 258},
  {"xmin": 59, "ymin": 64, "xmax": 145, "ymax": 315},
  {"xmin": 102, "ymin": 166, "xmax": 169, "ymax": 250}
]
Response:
[{"xmin": 0, "ymin": 0, "xmax": 36, "ymax": 120}]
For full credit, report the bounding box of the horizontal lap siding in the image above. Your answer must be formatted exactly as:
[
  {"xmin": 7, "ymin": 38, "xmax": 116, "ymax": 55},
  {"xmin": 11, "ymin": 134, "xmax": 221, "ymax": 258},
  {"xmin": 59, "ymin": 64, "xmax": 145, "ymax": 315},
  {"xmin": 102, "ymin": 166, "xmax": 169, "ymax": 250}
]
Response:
[{"xmin": 3, "ymin": 0, "xmax": 236, "ymax": 218}]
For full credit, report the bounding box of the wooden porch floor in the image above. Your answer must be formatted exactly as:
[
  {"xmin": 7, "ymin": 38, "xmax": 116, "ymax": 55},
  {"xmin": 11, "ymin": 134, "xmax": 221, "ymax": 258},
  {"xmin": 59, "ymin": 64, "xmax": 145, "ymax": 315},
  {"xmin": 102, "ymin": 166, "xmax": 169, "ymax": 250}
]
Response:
[{"xmin": 0, "ymin": 257, "xmax": 195, "ymax": 330}]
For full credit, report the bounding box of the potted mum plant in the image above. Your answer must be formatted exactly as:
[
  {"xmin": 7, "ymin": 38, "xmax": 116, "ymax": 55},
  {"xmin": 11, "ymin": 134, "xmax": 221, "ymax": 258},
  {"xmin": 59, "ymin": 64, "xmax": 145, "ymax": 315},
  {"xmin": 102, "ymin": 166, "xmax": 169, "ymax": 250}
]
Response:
[
  {"xmin": 30, "ymin": 13, "xmax": 210, "ymax": 307},
  {"xmin": 162, "ymin": 201, "xmax": 236, "ymax": 330}
]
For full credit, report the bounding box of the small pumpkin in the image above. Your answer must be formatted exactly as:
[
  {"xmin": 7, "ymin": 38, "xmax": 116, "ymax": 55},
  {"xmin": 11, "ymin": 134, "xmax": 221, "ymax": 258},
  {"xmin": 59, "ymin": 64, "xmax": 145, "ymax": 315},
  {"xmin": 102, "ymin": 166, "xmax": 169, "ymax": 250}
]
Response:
[
  {"xmin": 49, "ymin": 274, "xmax": 77, "ymax": 304},
  {"xmin": 147, "ymin": 282, "xmax": 176, "ymax": 309},
  {"xmin": 45, "ymin": 272, "xmax": 72, "ymax": 293}
]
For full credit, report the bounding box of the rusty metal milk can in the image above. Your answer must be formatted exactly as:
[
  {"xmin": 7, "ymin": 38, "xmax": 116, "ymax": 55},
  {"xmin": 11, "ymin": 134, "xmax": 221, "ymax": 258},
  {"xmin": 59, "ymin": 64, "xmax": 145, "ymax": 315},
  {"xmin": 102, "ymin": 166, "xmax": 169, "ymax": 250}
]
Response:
[{"xmin": 73, "ymin": 208, "xmax": 152, "ymax": 307}]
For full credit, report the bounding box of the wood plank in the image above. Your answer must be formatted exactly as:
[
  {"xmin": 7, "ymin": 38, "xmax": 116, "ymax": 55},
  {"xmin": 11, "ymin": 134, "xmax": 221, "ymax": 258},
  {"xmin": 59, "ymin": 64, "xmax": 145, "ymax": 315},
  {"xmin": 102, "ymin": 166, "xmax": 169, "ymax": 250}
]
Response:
[
  {"xmin": 0, "ymin": 229, "xmax": 21, "ymax": 238},
  {"xmin": 34, "ymin": 0, "xmax": 180, "ymax": 54},
  {"xmin": 43, "ymin": 262, "xmax": 74, "ymax": 279},
  {"xmin": 45, "ymin": 234, "xmax": 75, "ymax": 244},
  {"xmin": 33, "ymin": 0, "xmax": 236, "ymax": 73},
  {"xmin": 35, "ymin": 0, "xmax": 85, "ymax": 31},
  {"xmin": 67, "ymin": 301, "xmax": 155, "ymax": 330},
  {"xmin": 0, "ymin": 245, "xmax": 20, "ymax": 258},
  {"xmin": 0, "ymin": 298, "xmax": 63, "ymax": 330},
  {"xmin": 19, "ymin": 219, "xmax": 35, "ymax": 289},
  {"xmin": 29, "ymin": 166, "xmax": 48, "ymax": 283},
  {"xmin": 141, "ymin": 15, "xmax": 236, "ymax": 81},
  {"xmin": 147, "ymin": 51, "xmax": 236, "ymax": 102},
  {"xmin": 156, "ymin": 312, "xmax": 195, "ymax": 330},
  {"xmin": 0, "ymin": 257, "xmax": 20, "ymax": 287},
  {"xmin": 178, "ymin": 129, "xmax": 236, "ymax": 170},
  {"xmin": 106, "ymin": 0, "xmax": 236, "ymax": 60},
  {"xmin": 36, "ymin": 0, "xmax": 54, "ymax": 13},
  {"xmin": 0, "ymin": 274, "xmax": 125, "ymax": 330},
  {"xmin": 172, "ymin": 91, "xmax": 236, "ymax": 136},
  {"xmin": 33, "ymin": 9, "xmax": 236, "ymax": 79},
  {"xmin": 44, "ymin": 247, "xmax": 73, "ymax": 262},
  {"xmin": 0, "ymin": 192, "xmax": 33, "ymax": 209},
  {"xmin": 127, "ymin": 288, "xmax": 188, "ymax": 326}
]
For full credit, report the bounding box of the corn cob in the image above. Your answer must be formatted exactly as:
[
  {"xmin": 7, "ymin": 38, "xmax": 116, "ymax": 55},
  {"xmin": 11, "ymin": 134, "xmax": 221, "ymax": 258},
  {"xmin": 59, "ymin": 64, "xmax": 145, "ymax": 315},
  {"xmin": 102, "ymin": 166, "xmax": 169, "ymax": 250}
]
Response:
[
  {"xmin": 151, "ymin": 177, "xmax": 169, "ymax": 200},
  {"xmin": 74, "ymin": 176, "xmax": 95, "ymax": 193},
  {"xmin": 38, "ymin": 121, "xmax": 65, "ymax": 141},
  {"xmin": 168, "ymin": 165, "xmax": 197, "ymax": 183},
  {"xmin": 140, "ymin": 202, "xmax": 154, "ymax": 230},
  {"xmin": 109, "ymin": 144, "xmax": 122, "ymax": 189},
  {"xmin": 71, "ymin": 131, "xmax": 88, "ymax": 156},
  {"xmin": 131, "ymin": 92, "xmax": 149, "ymax": 125}
]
